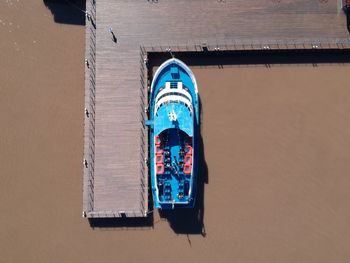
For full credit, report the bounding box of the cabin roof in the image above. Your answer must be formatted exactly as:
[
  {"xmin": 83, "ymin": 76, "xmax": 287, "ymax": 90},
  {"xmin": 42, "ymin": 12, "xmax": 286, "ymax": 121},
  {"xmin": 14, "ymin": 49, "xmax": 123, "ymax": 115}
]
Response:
[{"xmin": 154, "ymin": 102, "xmax": 193, "ymax": 136}]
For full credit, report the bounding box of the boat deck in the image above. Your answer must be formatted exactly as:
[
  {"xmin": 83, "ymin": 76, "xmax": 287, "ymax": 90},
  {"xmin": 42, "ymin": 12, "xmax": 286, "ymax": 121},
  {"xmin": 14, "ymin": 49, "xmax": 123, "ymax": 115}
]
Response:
[
  {"xmin": 83, "ymin": 0, "xmax": 350, "ymax": 218},
  {"xmin": 155, "ymin": 130, "xmax": 193, "ymax": 205}
]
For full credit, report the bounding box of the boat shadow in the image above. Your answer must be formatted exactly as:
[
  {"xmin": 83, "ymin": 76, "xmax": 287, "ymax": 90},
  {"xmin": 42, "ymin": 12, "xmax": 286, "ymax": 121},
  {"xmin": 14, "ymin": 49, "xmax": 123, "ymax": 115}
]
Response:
[
  {"xmin": 159, "ymin": 97, "xmax": 208, "ymax": 236},
  {"xmin": 43, "ymin": 0, "xmax": 85, "ymax": 25}
]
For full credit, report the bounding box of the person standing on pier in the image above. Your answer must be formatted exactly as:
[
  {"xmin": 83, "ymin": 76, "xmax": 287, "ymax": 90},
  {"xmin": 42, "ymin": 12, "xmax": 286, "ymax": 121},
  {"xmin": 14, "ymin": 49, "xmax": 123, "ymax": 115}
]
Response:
[{"xmin": 109, "ymin": 27, "xmax": 117, "ymax": 43}]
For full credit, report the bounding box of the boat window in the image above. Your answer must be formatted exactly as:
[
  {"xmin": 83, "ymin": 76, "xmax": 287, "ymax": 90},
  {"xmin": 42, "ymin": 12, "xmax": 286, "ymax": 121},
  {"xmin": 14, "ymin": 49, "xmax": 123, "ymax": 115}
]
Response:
[{"xmin": 156, "ymin": 92, "xmax": 191, "ymax": 103}]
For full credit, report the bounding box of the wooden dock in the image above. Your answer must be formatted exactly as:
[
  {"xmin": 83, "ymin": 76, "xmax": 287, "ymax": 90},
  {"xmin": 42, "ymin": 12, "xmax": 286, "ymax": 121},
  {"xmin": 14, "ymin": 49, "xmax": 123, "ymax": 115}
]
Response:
[{"xmin": 83, "ymin": 0, "xmax": 350, "ymax": 218}]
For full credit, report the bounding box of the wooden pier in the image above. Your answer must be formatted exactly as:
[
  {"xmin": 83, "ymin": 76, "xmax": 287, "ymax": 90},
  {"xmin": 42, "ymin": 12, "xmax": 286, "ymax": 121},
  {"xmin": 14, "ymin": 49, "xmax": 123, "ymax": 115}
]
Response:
[{"xmin": 83, "ymin": 0, "xmax": 350, "ymax": 218}]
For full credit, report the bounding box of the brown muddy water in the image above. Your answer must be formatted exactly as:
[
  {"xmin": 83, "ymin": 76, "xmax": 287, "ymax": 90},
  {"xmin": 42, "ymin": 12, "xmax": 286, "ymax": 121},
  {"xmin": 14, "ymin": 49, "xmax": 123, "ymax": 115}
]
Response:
[{"xmin": 1, "ymin": 1, "xmax": 350, "ymax": 263}]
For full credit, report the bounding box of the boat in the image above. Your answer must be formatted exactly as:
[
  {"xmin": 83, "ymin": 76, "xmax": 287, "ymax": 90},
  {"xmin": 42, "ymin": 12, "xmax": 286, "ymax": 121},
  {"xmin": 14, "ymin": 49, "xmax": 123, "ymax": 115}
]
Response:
[{"xmin": 146, "ymin": 58, "xmax": 199, "ymax": 209}]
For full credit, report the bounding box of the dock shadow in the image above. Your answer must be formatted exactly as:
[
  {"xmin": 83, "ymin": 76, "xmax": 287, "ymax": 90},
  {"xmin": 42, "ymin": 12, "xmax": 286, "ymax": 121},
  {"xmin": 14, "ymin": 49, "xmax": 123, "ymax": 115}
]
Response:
[
  {"xmin": 88, "ymin": 214, "xmax": 153, "ymax": 229},
  {"xmin": 159, "ymin": 97, "xmax": 208, "ymax": 236},
  {"xmin": 43, "ymin": 0, "xmax": 85, "ymax": 25},
  {"xmin": 344, "ymin": 5, "xmax": 350, "ymax": 33},
  {"xmin": 148, "ymin": 49, "xmax": 350, "ymax": 68}
]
